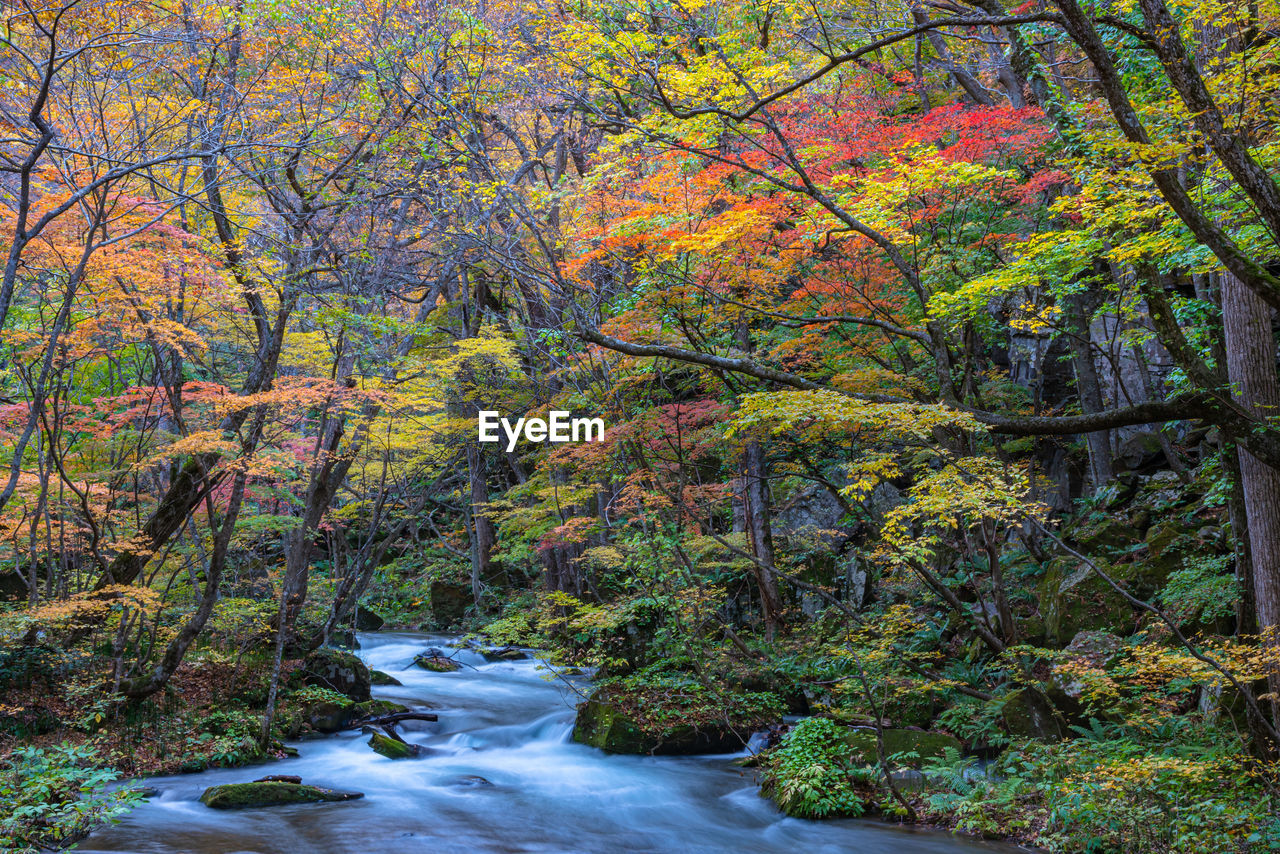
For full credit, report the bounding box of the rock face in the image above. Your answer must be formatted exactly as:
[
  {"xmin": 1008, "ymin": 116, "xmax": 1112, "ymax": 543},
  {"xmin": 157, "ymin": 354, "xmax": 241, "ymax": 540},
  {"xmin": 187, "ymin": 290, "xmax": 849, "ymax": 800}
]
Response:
[
  {"xmin": 841, "ymin": 728, "xmax": 963, "ymax": 765},
  {"xmin": 573, "ymin": 691, "xmax": 749, "ymax": 755},
  {"xmin": 367, "ymin": 731, "xmax": 420, "ymax": 759},
  {"xmin": 428, "ymin": 580, "xmax": 470, "ymax": 628},
  {"xmin": 199, "ymin": 782, "xmax": 363, "ymax": 809},
  {"xmin": 301, "ymin": 648, "xmax": 371, "ymax": 702},
  {"xmin": 353, "ymin": 607, "xmax": 384, "ymax": 631}
]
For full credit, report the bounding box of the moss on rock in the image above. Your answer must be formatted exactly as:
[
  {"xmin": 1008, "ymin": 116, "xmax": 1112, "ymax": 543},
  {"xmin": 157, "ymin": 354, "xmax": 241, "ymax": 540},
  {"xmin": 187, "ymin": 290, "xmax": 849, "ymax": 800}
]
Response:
[
  {"xmin": 199, "ymin": 781, "xmax": 363, "ymax": 809},
  {"xmin": 367, "ymin": 731, "xmax": 420, "ymax": 759},
  {"xmin": 301, "ymin": 648, "xmax": 371, "ymax": 702}
]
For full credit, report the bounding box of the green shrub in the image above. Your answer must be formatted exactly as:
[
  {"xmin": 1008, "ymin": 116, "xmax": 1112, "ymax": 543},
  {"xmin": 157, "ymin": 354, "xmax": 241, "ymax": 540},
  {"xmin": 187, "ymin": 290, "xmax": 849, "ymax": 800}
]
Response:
[
  {"xmin": 759, "ymin": 717, "xmax": 865, "ymax": 819},
  {"xmin": 0, "ymin": 743, "xmax": 143, "ymax": 853}
]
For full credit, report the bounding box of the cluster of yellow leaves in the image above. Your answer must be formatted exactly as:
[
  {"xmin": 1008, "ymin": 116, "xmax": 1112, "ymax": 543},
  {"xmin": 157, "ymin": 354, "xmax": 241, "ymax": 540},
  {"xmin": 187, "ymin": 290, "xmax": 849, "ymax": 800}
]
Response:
[{"xmin": 731, "ymin": 389, "xmax": 984, "ymax": 443}]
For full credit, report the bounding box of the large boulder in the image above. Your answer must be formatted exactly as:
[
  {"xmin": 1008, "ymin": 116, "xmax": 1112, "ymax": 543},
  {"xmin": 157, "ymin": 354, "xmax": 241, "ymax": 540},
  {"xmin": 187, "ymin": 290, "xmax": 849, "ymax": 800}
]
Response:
[
  {"xmin": 573, "ymin": 684, "xmax": 777, "ymax": 755},
  {"xmin": 574, "ymin": 699, "xmax": 745, "ymax": 754},
  {"xmin": 303, "ymin": 700, "xmax": 358, "ymax": 734},
  {"xmin": 840, "ymin": 728, "xmax": 962, "ymax": 765},
  {"xmin": 199, "ymin": 782, "xmax": 363, "ymax": 809},
  {"xmin": 1001, "ymin": 688, "xmax": 1070, "ymax": 741},
  {"xmin": 301, "ymin": 648, "xmax": 371, "ymax": 702},
  {"xmin": 428, "ymin": 580, "xmax": 471, "ymax": 628},
  {"xmin": 369, "ymin": 670, "xmax": 402, "ymax": 686},
  {"xmin": 353, "ymin": 607, "xmax": 384, "ymax": 631}
]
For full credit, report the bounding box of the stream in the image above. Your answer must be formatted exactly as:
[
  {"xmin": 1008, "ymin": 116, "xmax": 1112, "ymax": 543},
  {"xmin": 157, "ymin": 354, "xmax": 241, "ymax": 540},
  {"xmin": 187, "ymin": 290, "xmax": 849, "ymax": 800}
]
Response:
[{"xmin": 81, "ymin": 632, "xmax": 1027, "ymax": 853}]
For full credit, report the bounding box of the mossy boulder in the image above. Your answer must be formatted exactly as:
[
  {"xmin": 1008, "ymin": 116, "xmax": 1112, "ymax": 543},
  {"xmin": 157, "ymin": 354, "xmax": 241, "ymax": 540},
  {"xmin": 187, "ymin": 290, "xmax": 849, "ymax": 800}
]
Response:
[
  {"xmin": 369, "ymin": 670, "xmax": 401, "ymax": 686},
  {"xmin": 1001, "ymin": 687, "xmax": 1070, "ymax": 741},
  {"xmin": 1037, "ymin": 556, "xmax": 1171, "ymax": 646},
  {"xmin": 301, "ymin": 700, "xmax": 359, "ymax": 734},
  {"xmin": 573, "ymin": 683, "xmax": 778, "ymax": 755},
  {"xmin": 840, "ymin": 728, "xmax": 962, "ymax": 766},
  {"xmin": 353, "ymin": 699, "xmax": 410, "ymax": 718},
  {"xmin": 428, "ymin": 580, "xmax": 470, "ymax": 629},
  {"xmin": 415, "ymin": 654, "xmax": 459, "ymax": 673},
  {"xmin": 199, "ymin": 782, "xmax": 363, "ymax": 809},
  {"xmin": 367, "ymin": 731, "xmax": 421, "ymax": 759},
  {"xmin": 301, "ymin": 648, "xmax": 371, "ymax": 702}
]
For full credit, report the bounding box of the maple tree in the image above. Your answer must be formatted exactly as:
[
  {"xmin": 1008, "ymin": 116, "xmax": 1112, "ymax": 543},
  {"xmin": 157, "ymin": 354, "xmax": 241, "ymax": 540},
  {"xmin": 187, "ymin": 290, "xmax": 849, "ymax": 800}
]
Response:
[{"xmin": 4, "ymin": 0, "xmax": 1280, "ymax": 848}]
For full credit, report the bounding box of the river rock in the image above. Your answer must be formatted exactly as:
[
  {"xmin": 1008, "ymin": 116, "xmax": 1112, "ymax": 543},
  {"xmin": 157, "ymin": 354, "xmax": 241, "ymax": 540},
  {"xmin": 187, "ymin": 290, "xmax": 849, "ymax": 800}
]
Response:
[
  {"xmin": 484, "ymin": 647, "xmax": 528, "ymax": 662},
  {"xmin": 302, "ymin": 700, "xmax": 360, "ymax": 734},
  {"xmin": 415, "ymin": 654, "xmax": 460, "ymax": 672},
  {"xmin": 301, "ymin": 648, "xmax": 371, "ymax": 702},
  {"xmin": 367, "ymin": 731, "xmax": 421, "ymax": 759},
  {"xmin": 573, "ymin": 688, "xmax": 752, "ymax": 755},
  {"xmin": 370, "ymin": 670, "xmax": 402, "ymax": 686},
  {"xmin": 449, "ymin": 775, "xmax": 493, "ymax": 787},
  {"xmin": 354, "ymin": 699, "xmax": 411, "ymax": 718},
  {"xmin": 199, "ymin": 782, "xmax": 364, "ymax": 809}
]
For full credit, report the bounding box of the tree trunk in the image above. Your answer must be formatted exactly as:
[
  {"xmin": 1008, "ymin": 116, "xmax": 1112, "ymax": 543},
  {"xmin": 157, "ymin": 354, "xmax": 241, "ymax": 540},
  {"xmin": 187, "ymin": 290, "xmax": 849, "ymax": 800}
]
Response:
[
  {"xmin": 743, "ymin": 440, "xmax": 782, "ymax": 635},
  {"xmin": 467, "ymin": 443, "xmax": 496, "ymax": 608},
  {"xmin": 1063, "ymin": 291, "xmax": 1114, "ymax": 492},
  {"xmin": 1221, "ymin": 271, "xmax": 1280, "ymax": 723}
]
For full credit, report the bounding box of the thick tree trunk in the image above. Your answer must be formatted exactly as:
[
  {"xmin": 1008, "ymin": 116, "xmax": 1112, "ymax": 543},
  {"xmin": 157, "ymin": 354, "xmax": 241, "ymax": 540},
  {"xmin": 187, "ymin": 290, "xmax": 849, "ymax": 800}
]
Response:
[
  {"xmin": 1222, "ymin": 274, "xmax": 1280, "ymax": 639},
  {"xmin": 1221, "ymin": 272, "xmax": 1280, "ymax": 732},
  {"xmin": 1063, "ymin": 292, "xmax": 1114, "ymax": 491}
]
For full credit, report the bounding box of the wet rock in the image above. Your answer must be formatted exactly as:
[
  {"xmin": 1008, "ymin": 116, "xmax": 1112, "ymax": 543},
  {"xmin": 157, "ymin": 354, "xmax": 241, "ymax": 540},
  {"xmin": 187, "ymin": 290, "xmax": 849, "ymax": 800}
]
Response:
[
  {"xmin": 301, "ymin": 648, "xmax": 371, "ymax": 702},
  {"xmin": 330, "ymin": 630, "xmax": 359, "ymax": 649},
  {"xmin": 253, "ymin": 774, "xmax": 302, "ymax": 784},
  {"xmin": 415, "ymin": 654, "xmax": 460, "ymax": 673},
  {"xmin": 484, "ymin": 647, "xmax": 528, "ymax": 662},
  {"xmin": 199, "ymin": 782, "xmax": 364, "ymax": 809},
  {"xmin": 573, "ymin": 687, "xmax": 755, "ymax": 755},
  {"xmin": 303, "ymin": 700, "xmax": 360, "ymax": 734},
  {"xmin": 353, "ymin": 699, "xmax": 411, "ymax": 718},
  {"xmin": 370, "ymin": 670, "xmax": 402, "ymax": 686},
  {"xmin": 450, "ymin": 775, "xmax": 494, "ymax": 787},
  {"xmin": 367, "ymin": 731, "xmax": 421, "ymax": 759}
]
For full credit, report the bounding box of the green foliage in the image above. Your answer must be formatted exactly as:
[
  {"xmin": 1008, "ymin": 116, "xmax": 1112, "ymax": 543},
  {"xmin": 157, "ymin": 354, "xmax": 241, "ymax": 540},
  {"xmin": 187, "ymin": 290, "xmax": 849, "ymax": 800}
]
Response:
[
  {"xmin": 0, "ymin": 743, "xmax": 143, "ymax": 853},
  {"xmin": 759, "ymin": 718, "xmax": 865, "ymax": 819},
  {"xmin": 920, "ymin": 730, "xmax": 1280, "ymax": 853},
  {"xmin": 1162, "ymin": 554, "xmax": 1237, "ymax": 624}
]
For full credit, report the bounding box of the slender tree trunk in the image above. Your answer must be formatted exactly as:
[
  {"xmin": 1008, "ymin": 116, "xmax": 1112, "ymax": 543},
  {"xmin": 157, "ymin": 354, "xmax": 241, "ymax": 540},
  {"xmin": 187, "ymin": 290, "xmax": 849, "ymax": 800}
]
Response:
[
  {"xmin": 467, "ymin": 443, "xmax": 495, "ymax": 608},
  {"xmin": 743, "ymin": 440, "xmax": 782, "ymax": 635}
]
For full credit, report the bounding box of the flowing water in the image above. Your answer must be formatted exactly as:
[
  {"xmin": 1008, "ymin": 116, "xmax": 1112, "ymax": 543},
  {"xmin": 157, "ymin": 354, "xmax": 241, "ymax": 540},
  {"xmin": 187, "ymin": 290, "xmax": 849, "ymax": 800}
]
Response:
[{"xmin": 82, "ymin": 633, "xmax": 1027, "ymax": 854}]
